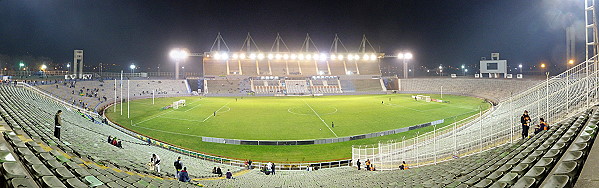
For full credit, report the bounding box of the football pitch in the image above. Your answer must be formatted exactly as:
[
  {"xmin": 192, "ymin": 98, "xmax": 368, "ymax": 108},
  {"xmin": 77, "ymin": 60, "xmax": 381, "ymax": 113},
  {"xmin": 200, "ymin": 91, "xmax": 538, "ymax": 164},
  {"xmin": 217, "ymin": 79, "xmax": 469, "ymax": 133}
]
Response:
[{"xmin": 106, "ymin": 94, "xmax": 490, "ymax": 162}]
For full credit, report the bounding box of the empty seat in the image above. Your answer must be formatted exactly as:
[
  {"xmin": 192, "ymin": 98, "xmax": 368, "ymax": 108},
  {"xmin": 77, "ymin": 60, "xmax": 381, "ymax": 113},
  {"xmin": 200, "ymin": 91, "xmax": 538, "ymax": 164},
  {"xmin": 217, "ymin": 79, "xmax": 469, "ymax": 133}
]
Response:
[
  {"xmin": 0, "ymin": 151, "xmax": 16, "ymax": 163},
  {"xmin": 511, "ymin": 163, "xmax": 530, "ymax": 176},
  {"xmin": 523, "ymin": 166, "xmax": 546, "ymax": 180},
  {"xmin": 497, "ymin": 172, "xmax": 518, "ymax": 185},
  {"xmin": 31, "ymin": 164, "xmax": 54, "ymax": 177},
  {"xmin": 8, "ymin": 178, "xmax": 37, "ymax": 188},
  {"xmin": 1, "ymin": 162, "xmax": 28, "ymax": 180},
  {"xmin": 41, "ymin": 176, "xmax": 67, "ymax": 187},
  {"xmin": 54, "ymin": 167, "xmax": 76, "ymax": 180},
  {"xmin": 23, "ymin": 155, "xmax": 43, "ymax": 166},
  {"xmin": 84, "ymin": 176, "xmax": 104, "ymax": 187},
  {"xmin": 66, "ymin": 178, "xmax": 87, "ymax": 188},
  {"xmin": 541, "ymin": 175, "xmax": 570, "ymax": 188},
  {"xmin": 487, "ymin": 171, "xmax": 504, "ymax": 181},
  {"xmin": 561, "ymin": 151, "xmax": 584, "ymax": 164},
  {"xmin": 473, "ymin": 178, "xmax": 493, "ymax": 188},
  {"xmin": 553, "ymin": 161, "xmax": 578, "ymax": 177}
]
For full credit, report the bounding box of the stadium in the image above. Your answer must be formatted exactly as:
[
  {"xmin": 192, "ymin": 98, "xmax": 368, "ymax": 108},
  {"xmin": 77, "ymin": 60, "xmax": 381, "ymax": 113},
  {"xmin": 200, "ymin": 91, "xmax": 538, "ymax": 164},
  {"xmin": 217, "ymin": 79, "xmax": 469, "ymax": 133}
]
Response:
[{"xmin": 1, "ymin": 1, "xmax": 599, "ymax": 188}]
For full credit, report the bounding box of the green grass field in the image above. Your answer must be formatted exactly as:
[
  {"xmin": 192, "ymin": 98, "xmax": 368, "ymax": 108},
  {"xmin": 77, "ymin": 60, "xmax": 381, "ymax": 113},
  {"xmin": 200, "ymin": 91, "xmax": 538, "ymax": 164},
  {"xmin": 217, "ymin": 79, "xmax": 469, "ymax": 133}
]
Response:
[{"xmin": 105, "ymin": 94, "xmax": 490, "ymax": 162}]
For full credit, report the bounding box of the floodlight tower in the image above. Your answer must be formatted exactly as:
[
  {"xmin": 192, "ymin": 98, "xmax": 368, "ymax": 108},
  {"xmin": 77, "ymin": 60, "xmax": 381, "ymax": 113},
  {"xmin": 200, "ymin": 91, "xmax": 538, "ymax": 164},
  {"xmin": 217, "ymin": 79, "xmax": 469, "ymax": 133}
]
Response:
[
  {"xmin": 398, "ymin": 52, "xmax": 413, "ymax": 78},
  {"xmin": 170, "ymin": 48, "xmax": 189, "ymax": 79}
]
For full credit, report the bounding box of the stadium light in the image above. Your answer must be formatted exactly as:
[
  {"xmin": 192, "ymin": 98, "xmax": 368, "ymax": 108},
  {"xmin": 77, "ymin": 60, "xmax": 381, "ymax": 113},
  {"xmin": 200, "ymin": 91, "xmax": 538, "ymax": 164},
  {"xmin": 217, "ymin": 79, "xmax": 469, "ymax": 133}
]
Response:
[
  {"xmin": 369, "ymin": 54, "xmax": 376, "ymax": 61},
  {"xmin": 221, "ymin": 52, "xmax": 228, "ymax": 60},
  {"xmin": 347, "ymin": 54, "xmax": 354, "ymax": 60},
  {"xmin": 267, "ymin": 53, "xmax": 273, "ymax": 60},
  {"xmin": 540, "ymin": 63, "xmax": 546, "ymax": 68},
  {"xmin": 568, "ymin": 59, "xmax": 574, "ymax": 64},
  {"xmin": 170, "ymin": 48, "xmax": 189, "ymax": 79},
  {"xmin": 404, "ymin": 53, "xmax": 413, "ymax": 59},
  {"xmin": 320, "ymin": 53, "xmax": 327, "ymax": 61},
  {"xmin": 290, "ymin": 54, "xmax": 297, "ymax": 60},
  {"xmin": 275, "ymin": 54, "xmax": 282, "ymax": 60},
  {"xmin": 40, "ymin": 64, "xmax": 47, "ymax": 71},
  {"xmin": 330, "ymin": 54, "xmax": 337, "ymax": 60},
  {"xmin": 338, "ymin": 54, "xmax": 344, "ymax": 60},
  {"xmin": 239, "ymin": 53, "xmax": 246, "ymax": 59},
  {"xmin": 283, "ymin": 54, "xmax": 289, "ymax": 60},
  {"xmin": 519, "ymin": 64, "xmax": 522, "ymax": 73},
  {"xmin": 306, "ymin": 54, "xmax": 312, "ymax": 60},
  {"xmin": 258, "ymin": 53, "xmax": 265, "ymax": 60},
  {"xmin": 362, "ymin": 54, "xmax": 369, "ymax": 61},
  {"xmin": 249, "ymin": 53, "xmax": 257, "ymax": 60},
  {"xmin": 232, "ymin": 53, "xmax": 239, "ymax": 60},
  {"xmin": 298, "ymin": 54, "xmax": 304, "ymax": 60}
]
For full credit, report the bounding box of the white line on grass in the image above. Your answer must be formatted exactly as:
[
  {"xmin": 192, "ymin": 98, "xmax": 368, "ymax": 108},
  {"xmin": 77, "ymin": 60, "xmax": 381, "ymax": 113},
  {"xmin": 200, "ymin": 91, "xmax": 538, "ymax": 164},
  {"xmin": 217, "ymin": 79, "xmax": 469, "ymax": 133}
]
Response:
[
  {"xmin": 202, "ymin": 101, "xmax": 232, "ymax": 122},
  {"xmin": 184, "ymin": 104, "xmax": 202, "ymax": 112},
  {"xmin": 303, "ymin": 99, "xmax": 338, "ymax": 138},
  {"xmin": 135, "ymin": 110, "xmax": 177, "ymax": 125},
  {"xmin": 159, "ymin": 116, "xmax": 204, "ymax": 122}
]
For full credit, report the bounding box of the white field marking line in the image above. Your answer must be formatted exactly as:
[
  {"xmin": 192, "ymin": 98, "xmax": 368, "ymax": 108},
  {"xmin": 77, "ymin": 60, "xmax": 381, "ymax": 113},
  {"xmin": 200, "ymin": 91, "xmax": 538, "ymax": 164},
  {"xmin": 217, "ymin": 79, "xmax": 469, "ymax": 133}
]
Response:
[
  {"xmin": 184, "ymin": 103, "xmax": 202, "ymax": 112},
  {"xmin": 135, "ymin": 110, "xmax": 177, "ymax": 125},
  {"xmin": 287, "ymin": 107, "xmax": 312, "ymax": 116},
  {"xmin": 218, "ymin": 106, "xmax": 231, "ymax": 113},
  {"xmin": 321, "ymin": 107, "xmax": 338, "ymax": 115},
  {"xmin": 158, "ymin": 116, "xmax": 204, "ymax": 122},
  {"xmin": 302, "ymin": 99, "xmax": 338, "ymax": 138},
  {"xmin": 385, "ymin": 103, "xmax": 425, "ymax": 112},
  {"xmin": 202, "ymin": 101, "xmax": 232, "ymax": 122}
]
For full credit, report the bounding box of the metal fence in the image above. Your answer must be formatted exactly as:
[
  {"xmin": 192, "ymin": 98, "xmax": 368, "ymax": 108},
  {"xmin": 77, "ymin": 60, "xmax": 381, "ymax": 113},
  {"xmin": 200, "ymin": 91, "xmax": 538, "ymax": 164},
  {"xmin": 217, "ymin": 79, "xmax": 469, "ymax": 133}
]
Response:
[{"xmin": 352, "ymin": 55, "xmax": 599, "ymax": 170}]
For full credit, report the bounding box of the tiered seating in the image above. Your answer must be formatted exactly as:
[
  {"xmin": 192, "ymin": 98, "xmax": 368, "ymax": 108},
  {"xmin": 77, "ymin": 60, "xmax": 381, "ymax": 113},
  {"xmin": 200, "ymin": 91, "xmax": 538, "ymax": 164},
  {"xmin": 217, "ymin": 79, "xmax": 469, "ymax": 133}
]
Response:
[
  {"xmin": 328, "ymin": 60, "xmax": 347, "ymax": 75},
  {"xmin": 284, "ymin": 80, "xmax": 309, "ymax": 94},
  {"xmin": 352, "ymin": 79, "xmax": 383, "ymax": 92},
  {"xmin": 206, "ymin": 80, "xmax": 242, "ymax": 95},
  {"xmin": 357, "ymin": 62, "xmax": 380, "ymax": 75},
  {"xmin": 37, "ymin": 80, "xmax": 189, "ymax": 112},
  {"xmin": 400, "ymin": 79, "xmax": 542, "ymax": 102},
  {"xmin": 240, "ymin": 60, "xmax": 258, "ymax": 76},
  {"xmin": 203, "ymin": 60, "xmax": 227, "ymax": 75},
  {"xmin": 310, "ymin": 80, "xmax": 342, "ymax": 94},
  {"xmin": 252, "ymin": 80, "xmax": 284, "ymax": 94},
  {"xmin": 0, "ymin": 85, "xmax": 241, "ymax": 186},
  {"xmin": 298, "ymin": 61, "xmax": 317, "ymax": 75}
]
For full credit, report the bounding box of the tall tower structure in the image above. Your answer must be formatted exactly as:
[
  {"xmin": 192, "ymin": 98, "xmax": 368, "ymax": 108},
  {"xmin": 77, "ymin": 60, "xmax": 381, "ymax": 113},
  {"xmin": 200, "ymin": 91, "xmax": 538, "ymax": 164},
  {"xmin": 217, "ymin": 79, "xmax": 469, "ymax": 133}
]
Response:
[
  {"xmin": 73, "ymin": 50, "xmax": 84, "ymax": 78},
  {"xmin": 566, "ymin": 26, "xmax": 576, "ymax": 63}
]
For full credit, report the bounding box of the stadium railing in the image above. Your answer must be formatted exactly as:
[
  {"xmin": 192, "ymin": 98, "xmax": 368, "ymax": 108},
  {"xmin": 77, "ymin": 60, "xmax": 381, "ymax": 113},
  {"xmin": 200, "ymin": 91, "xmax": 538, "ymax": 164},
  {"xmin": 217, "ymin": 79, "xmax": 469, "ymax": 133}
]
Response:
[{"xmin": 353, "ymin": 54, "xmax": 599, "ymax": 170}]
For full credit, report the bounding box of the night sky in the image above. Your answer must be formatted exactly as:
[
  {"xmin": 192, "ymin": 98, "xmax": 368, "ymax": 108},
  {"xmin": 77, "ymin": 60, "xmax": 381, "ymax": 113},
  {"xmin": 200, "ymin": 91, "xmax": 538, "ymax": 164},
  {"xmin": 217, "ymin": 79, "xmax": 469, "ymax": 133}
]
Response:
[{"xmin": 0, "ymin": 0, "xmax": 585, "ymax": 74}]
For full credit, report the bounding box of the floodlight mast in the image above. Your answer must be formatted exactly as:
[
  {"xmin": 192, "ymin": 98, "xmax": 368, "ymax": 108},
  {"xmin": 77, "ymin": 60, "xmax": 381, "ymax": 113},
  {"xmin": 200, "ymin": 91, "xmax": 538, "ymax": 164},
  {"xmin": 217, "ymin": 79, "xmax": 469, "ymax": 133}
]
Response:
[
  {"xmin": 398, "ymin": 52, "xmax": 413, "ymax": 79},
  {"xmin": 170, "ymin": 48, "xmax": 189, "ymax": 79}
]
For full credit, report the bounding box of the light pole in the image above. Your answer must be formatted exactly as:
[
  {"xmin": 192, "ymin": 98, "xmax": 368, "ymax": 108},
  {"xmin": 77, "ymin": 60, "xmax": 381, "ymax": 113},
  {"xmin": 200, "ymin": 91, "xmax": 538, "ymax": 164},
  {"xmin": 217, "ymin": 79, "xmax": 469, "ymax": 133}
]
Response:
[
  {"xmin": 67, "ymin": 63, "xmax": 71, "ymax": 75},
  {"xmin": 439, "ymin": 65, "xmax": 443, "ymax": 77},
  {"xmin": 41, "ymin": 65, "xmax": 47, "ymax": 77},
  {"xmin": 567, "ymin": 59, "xmax": 574, "ymax": 69},
  {"xmin": 518, "ymin": 64, "xmax": 522, "ymax": 74},
  {"xmin": 130, "ymin": 64, "xmax": 136, "ymax": 74},
  {"xmin": 170, "ymin": 48, "xmax": 189, "ymax": 80},
  {"xmin": 397, "ymin": 52, "xmax": 413, "ymax": 79},
  {"xmin": 461, "ymin": 65, "xmax": 465, "ymax": 76}
]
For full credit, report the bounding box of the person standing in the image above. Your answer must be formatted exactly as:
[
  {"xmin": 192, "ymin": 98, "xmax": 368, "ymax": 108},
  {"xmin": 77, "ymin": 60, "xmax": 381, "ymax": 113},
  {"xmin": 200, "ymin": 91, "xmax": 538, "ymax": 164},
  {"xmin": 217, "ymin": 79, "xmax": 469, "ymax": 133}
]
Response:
[
  {"xmin": 331, "ymin": 122, "xmax": 334, "ymax": 128},
  {"xmin": 271, "ymin": 163, "xmax": 276, "ymax": 175},
  {"xmin": 54, "ymin": 110, "xmax": 62, "ymax": 140},
  {"xmin": 226, "ymin": 169, "xmax": 233, "ymax": 179},
  {"xmin": 174, "ymin": 157, "xmax": 183, "ymax": 179},
  {"xmin": 151, "ymin": 154, "xmax": 161, "ymax": 173},
  {"xmin": 356, "ymin": 159, "xmax": 361, "ymax": 170},
  {"xmin": 216, "ymin": 167, "xmax": 222, "ymax": 177},
  {"xmin": 521, "ymin": 110, "xmax": 531, "ymax": 139},
  {"xmin": 365, "ymin": 159, "xmax": 371, "ymax": 171}
]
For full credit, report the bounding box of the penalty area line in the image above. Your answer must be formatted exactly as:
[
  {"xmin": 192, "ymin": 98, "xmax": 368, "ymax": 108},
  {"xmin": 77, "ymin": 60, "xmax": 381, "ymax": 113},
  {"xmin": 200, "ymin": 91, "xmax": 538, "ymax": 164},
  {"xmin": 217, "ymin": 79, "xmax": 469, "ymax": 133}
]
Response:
[
  {"xmin": 202, "ymin": 101, "xmax": 232, "ymax": 122},
  {"xmin": 303, "ymin": 99, "xmax": 338, "ymax": 138}
]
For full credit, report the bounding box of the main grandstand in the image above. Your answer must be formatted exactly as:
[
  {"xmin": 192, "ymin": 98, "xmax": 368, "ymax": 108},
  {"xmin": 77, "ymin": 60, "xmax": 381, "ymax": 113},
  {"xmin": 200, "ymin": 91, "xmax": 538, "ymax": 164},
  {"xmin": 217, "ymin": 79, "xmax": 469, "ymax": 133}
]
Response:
[{"xmin": 1, "ymin": 17, "xmax": 599, "ymax": 188}]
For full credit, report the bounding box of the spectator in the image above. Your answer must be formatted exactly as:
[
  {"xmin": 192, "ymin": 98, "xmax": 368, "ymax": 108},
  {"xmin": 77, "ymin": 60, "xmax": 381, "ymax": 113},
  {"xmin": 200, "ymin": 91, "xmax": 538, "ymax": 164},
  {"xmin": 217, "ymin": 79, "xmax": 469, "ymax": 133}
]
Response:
[
  {"xmin": 365, "ymin": 159, "xmax": 371, "ymax": 171},
  {"xmin": 271, "ymin": 163, "xmax": 276, "ymax": 175},
  {"xmin": 151, "ymin": 154, "xmax": 161, "ymax": 173},
  {"xmin": 174, "ymin": 157, "xmax": 183, "ymax": 179},
  {"xmin": 107, "ymin": 136, "xmax": 112, "ymax": 144},
  {"xmin": 212, "ymin": 167, "xmax": 217, "ymax": 174},
  {"xmin": 399, "ymin": 161, "xmax": 408, "ymax": 170},
  {"xmin": 226, "ymin": 169, "xmax": 233, "ymax": 179},
  {"xmin": 116, "ymin": 141, "xmax": 122, "ymax": 148},
  {"xmin": 216, "ymin": 167, "xmax": 222, "ymax": 177},
  {"xmin": 178, "ymin": 167, "xmax": 190, "ymax": 182},
  {"xmin": 356, "ymin": 159, "xmax": 361, "ymax": 170},
  {"xmin": 54, "ymin": 110, "xmax": 62, "ymax": 140},
  {"xmin": 521, "ymin": 110, "xmax": 531, "ymax": 139}
]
